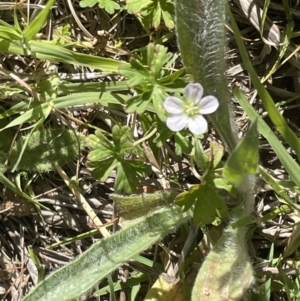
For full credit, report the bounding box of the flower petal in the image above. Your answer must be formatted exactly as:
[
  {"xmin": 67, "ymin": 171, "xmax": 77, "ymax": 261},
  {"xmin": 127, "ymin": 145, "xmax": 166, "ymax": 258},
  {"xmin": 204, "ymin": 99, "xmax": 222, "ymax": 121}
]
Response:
[
  {"xmin": 187, "ymin": 115, "xmax": 208, "ymax": 134},
  {"xmin": 166, "ymin": 114, "xmax": 188, "ymax": 132},
  {"xmin": 164, "ymin": 96, "xmax": 184, "ymax": 114},
  {"xmin": 198, "ymin": 95, "xmax": 219, "ymax": 114},
  {"xmin": 184, "ymin": 83, "xmax": 203, "ymax": 104}
]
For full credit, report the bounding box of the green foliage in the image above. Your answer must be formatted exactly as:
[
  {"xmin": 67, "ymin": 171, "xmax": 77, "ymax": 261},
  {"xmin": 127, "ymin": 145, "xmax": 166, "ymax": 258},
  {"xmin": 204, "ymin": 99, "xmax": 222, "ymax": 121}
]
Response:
[
  {"xmin": 174, "ymin": 0, "xmax": 256, "ymax": 299},
  {"xmin": 0, "ymin": 7, "xmax": 123, "ymax": 73},
  {"xmin": 175, "ymin": 183, "xmax": 228, "ymax": 225},
  {"xmin": 111, "ymin": 190, "xmax": 178, "ymax": 226},
  {"xmin": 28, "ymin": 247, "xmax": 45, "ymax": 283},
  {"xmin": 112, "ymin": 190, "xmax": 177, "ymax": 214},
  {"xmin": 94, "ymin": 272, "xmax": 148, "ymax": 297},
  {"xmin": 87, "ymin": 125, "xmax": 150, "ymax": 194},
  {"xmin": 52, "ymin": 24, "xmax": 72, "ymax": 45},
  {"xmin": 224, "ymin": 120, "xmax": 259, "ymax": 184},
  {"xmin": 140, "ymin": 114, "xmax": 193, "ymax": 157},
  {"xmin": 191, "ymin": 225, "xmax": 254, "ymax": 301},
  {"xmin": 0, "ymin": 151, "xmax": 8, "ymax": 174},
  {"xmin": 80, "ymin": 0, "xmax": 120, "ymax": 14},
  {"xmin": 22, "ymin": 205, "xmax": 191, "ymax": 301},
  {"xmin": 23, "ymin": 0, "xmax": 57, "ymax": 42},
  {"xmin": 153, "ymin": 126, "xmax": 192, "ymax": 156},
  {"xmin": 229, "ymin": 8, "xmax": 300, "ymax": 161},
  {"xmin": 8, "ymin": 129, "xmax": 85, "ymax": 171},
  {"xmin": 0, "ymin": 20, "xmax": 21, "ymax": 40},
  {"xmin": 175, "ymin": 0, "xmax": 237, "ymax": 152},
  {"xmin": 0, "ymin": 0, "xmax": 297, "ymax": 299},
  {"xmin": 126, "ymin": 0, "xmax": 175, "ymax": 29},
  {"xmin": 126, "ymin": 0, "xmax": 152, "ymax": 14},
  {"xmin": 0, "ymin": 112, "xmax": 14, "ymax": 153},
  {"xmin": 235, "ymin": 87, "xmax": 300, "ymax": 189},
  {"xmin": 119, "ymin": 43, "xmax": 186, "ymax": 121},
  {"xmin": 193, "ymin": 140, "xmax": 223, "ymax": 171}
]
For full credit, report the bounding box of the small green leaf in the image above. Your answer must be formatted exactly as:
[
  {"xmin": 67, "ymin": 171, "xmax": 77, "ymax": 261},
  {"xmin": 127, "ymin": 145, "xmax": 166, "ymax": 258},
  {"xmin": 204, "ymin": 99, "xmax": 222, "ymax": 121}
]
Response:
[
  {"xmin": 88, "ymin": 125, "xmax": 147, "ymax": 194},
  {"xmin": 152, "ymin": 87, "xmax": 168, "ymax": 122},
  {"xmin": 80, "ymin": 0, "xmax": 120, "ymax": 14},
  {"xmin": 224, "ymin": 119, "xmax": 259, "ymax": 184},
  {"xmin": 87, "ymin": 131, "xmax": 114, "ymax": 161},
  {"xmin": 28, "ymin": 246, "xmax": 45, "ymax": 282},
  {"xmin": 175, "ymin": 184, "xmax": 228, "ymax": 224},
  {"xmin": 119, "ymin": 44, "xmax": 183, "ymax": 118},
  {"xmin": 174, "ymin": 131, "xmax": 192, "ymax": 155},
  {"xmin": 115, "ymin": 160, "xmax": 151, "ymax": 194},
  {"xmin": 175, "ymin": 184, "xmax": 199, "ymax": 212},
  {"xmin": 211, "ymin": 177, "xmax": 237, "ymax": 197},
  {"xmin": 53, "ymin": 24, "xmax": 72, "ymax": 45},
  {"xmin": 126, "ymin": 92, "xmax": 151, "ymax": 114},
  {"xmin": 193, "ymin": 139, "xmax": 209, "ymax": 170},
  {"xmin": 235, "ymin": 87, "xmax": 300, "ymax": 189},
  {"xmin": 161, "ymin": 1, "xmax": 175, "ymax": 29},
  {"xmin": 119, "ymin": 63, "xmax": 148, "ymax": 87},
  {"xmin": 112, "ymin": 125, "xmax": 133, "ymax": 153},
  {"xmin": 158, "ymin": 68, "xmax": 186, "ymax": 86},
  {"xmin": 0, "ymin": 25, "xmax": 21, "ymax": 40},
  {"xmin": 151, "ymin": 4, "xmax": 161, "ymax": 28},
  {"xmin": 126, "ymin": 58, "xmax": 151, "ymax": 87},
  {"xmin": 153, "ymin": 127, "xmax": 171, "ymax": 148},
  {"xmin": 98, "ymin": 0, "xmax": 120, "ymax": 14},
  {"xmin": 193, "ymin": 184, "xmax": 228, "ymax": 225},
  {"xmin": 150, "ymin": 44, "xmax": 172, "ymax": 78},
  {"xmin": 146, "ymin": 43, "xmax": 155, "ymax": 70},
  {"xmin": 210, "ymin": 140, "xmax": 224, "ymax": 168},
  {"xmin": 80, "ymin": 0, "xmax": 98, "ymax": 7},
  {"xmin": 91, "ymin": 158, "xmax": 118, "ymax": 181},
  {"xmin": 0, "ymin": 102, "xmax": 52, "ymax": 131},
  {"xmin": 126, "ymin": 0, "xmax": 153, "ymax": 14}
]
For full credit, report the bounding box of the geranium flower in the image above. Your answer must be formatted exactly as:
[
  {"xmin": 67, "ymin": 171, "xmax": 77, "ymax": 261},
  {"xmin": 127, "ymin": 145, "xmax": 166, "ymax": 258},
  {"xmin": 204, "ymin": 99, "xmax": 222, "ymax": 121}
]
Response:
[{"xmin": 163, "ymin": 83, "xmax": 219, "ymax": 135}]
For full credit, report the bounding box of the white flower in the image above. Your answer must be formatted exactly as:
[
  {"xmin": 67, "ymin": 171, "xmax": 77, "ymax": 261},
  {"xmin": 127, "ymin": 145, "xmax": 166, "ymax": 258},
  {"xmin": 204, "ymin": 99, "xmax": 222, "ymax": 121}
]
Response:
[{"xmin": 163, "ymin": 83, "xmax": 219, "ymax": 135}]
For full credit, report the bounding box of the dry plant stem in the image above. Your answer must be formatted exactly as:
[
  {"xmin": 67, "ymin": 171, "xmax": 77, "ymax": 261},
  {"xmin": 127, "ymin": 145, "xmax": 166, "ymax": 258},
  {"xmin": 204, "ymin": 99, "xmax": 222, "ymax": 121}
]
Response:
[
  {"xmin": 0, "ymin": 66, "xmax": 38, "ymax": 99},
  {"xmin": 55, "ymin": 165, "xmax": 110, "ymax": 238},
  {"xmin": 235, "ymin": 0, "xmax": 300, "ymax": 70},
  {"xmin": 235, "ymin": 0, "xmax": 281, "ymax": 46},
  {"xmin": 66, "ymin": 0, "xmax": 97, "ymax": 44},
  {"xmin": 0, "ymin": 2, "xmax": 50, "ymax": 10}
]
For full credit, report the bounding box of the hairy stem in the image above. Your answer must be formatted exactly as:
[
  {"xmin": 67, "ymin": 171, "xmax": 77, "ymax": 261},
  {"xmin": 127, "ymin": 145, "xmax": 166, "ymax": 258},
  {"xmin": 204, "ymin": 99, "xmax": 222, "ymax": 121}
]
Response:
[
  {"xmin": 175, "ymin": 0, "xmax": 237, "ymax": 152},
  {"xmin": 175, "ymin": 1, "xmax": 256, "ymax": 300}
]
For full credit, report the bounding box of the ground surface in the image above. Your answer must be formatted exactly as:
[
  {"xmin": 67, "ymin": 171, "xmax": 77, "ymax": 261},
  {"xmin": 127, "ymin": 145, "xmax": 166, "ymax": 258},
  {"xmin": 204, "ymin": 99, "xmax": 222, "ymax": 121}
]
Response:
[{"xmin": 1, "ymin": 1, "xmax": 300, "ymax": 300}]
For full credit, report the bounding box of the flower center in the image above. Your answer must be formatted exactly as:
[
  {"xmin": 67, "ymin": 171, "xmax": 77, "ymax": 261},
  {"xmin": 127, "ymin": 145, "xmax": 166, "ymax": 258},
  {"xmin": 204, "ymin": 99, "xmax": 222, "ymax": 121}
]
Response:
[{"xmin": 183, "ymin": 101, "xmax": 200, "ymax": 118}]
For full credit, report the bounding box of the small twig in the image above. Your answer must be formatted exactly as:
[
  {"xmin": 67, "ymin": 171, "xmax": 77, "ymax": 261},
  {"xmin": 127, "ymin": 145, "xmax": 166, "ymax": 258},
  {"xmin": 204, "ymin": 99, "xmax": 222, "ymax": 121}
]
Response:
[
  {"xmin": 66, "ymin": 0, "xmax": 97, "ymax": 44},
  {"xmin": 55, "ymin": 165, "xmax": 110, "ymax": 238}
]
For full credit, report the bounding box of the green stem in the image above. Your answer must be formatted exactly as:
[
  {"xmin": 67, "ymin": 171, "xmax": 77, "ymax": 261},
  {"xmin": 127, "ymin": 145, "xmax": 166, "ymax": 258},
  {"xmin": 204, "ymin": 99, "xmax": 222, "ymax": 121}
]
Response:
[
  {"xmin": 175, "ymin": 0, "xmax": 238, "ymax": 152},
  {"xmin": 174, "ymin": 1, "xmax": 256, "ymax": 299},
  {"xmin": 133, "ymin": 127, "xmax": 157, "ymax": 146}
]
